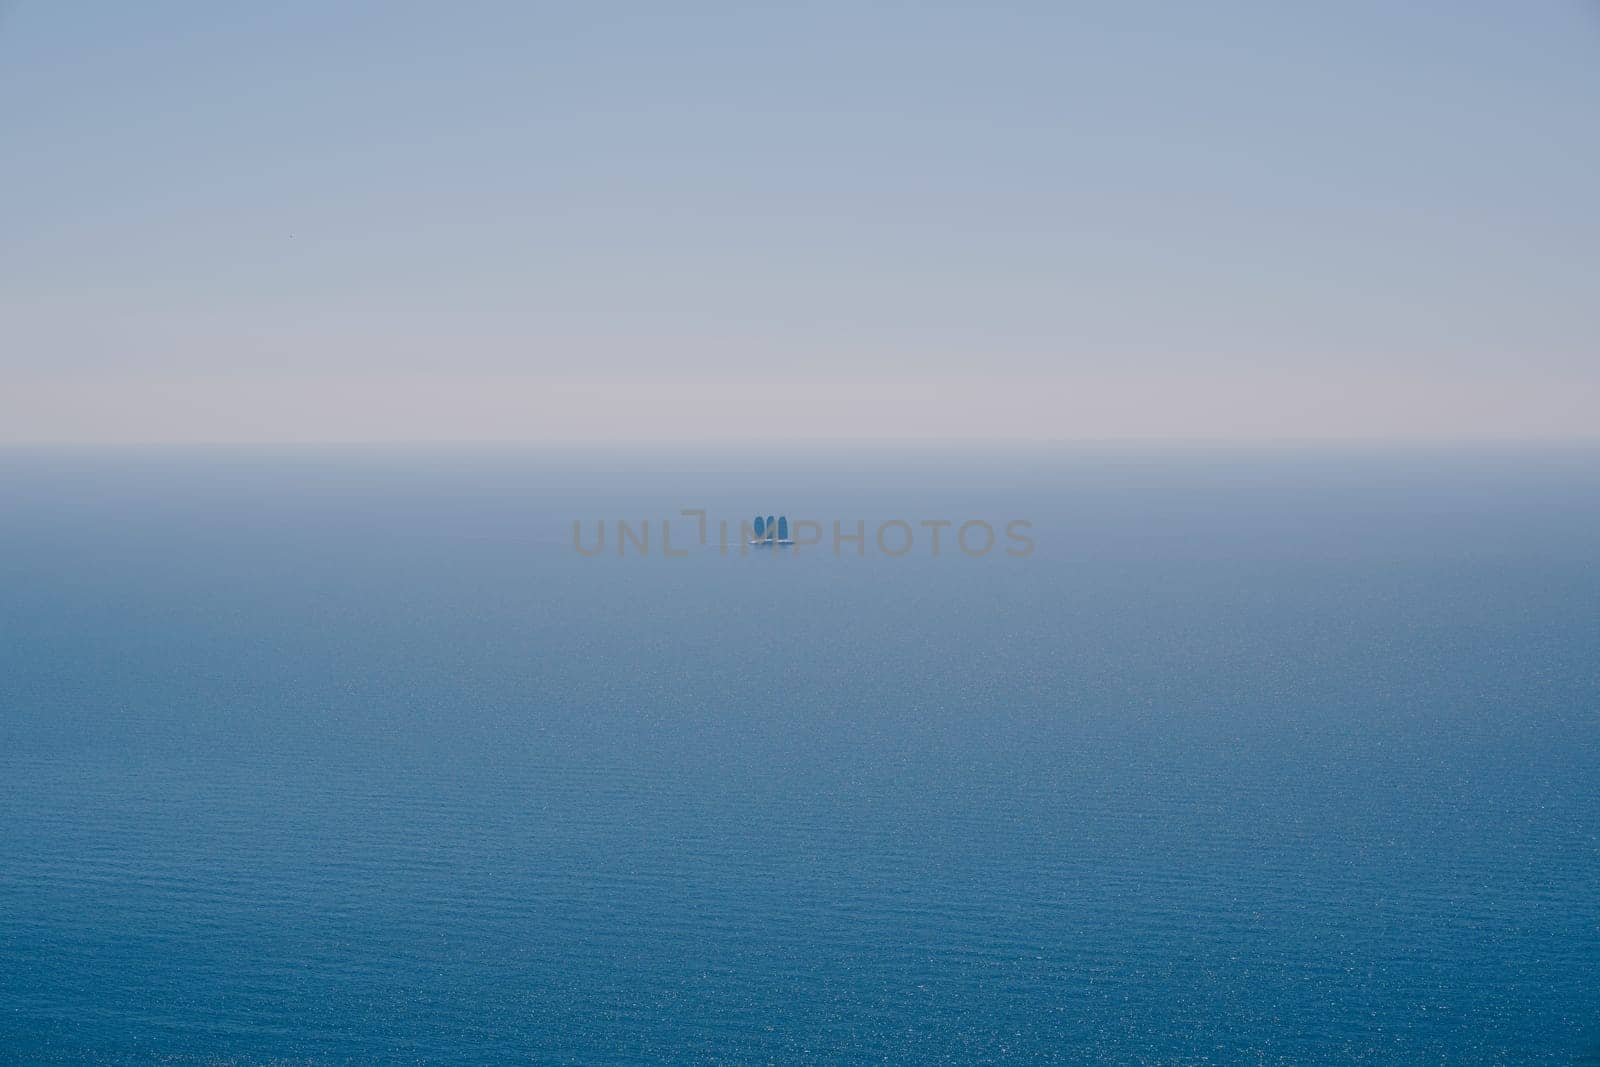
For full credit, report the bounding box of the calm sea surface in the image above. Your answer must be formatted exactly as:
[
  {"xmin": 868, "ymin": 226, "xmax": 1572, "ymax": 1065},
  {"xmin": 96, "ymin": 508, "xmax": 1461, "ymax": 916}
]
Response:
[{"xmin": 2, "ymin": 446, "xmax": 1597, "ymax": 1064}]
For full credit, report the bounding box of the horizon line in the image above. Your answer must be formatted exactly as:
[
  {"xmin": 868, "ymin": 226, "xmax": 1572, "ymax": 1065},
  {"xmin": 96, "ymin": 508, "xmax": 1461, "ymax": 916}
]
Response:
[{"xmin": 4, "ymin": 436, "xmax": 1599, "ymax": 450}]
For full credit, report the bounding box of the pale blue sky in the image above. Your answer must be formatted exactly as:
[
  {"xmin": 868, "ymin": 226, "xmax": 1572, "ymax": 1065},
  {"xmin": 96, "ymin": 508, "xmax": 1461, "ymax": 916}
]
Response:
[{"xmin": 3, "ymin": 2, "xmax": 1597, "ymax": 441}]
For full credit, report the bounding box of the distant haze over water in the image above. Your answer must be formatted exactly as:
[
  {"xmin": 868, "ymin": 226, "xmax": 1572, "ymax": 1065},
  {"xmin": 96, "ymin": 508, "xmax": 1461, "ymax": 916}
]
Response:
[{"xmin": 2, "ymin": 444, "xmax": 1598, "ymax": 1062}]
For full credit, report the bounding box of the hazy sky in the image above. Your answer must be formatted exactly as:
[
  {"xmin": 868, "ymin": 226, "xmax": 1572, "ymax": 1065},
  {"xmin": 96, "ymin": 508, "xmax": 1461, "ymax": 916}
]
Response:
[{"xmin": 3, "ymin": 2, "xmax": 1596, "ymax": 442}]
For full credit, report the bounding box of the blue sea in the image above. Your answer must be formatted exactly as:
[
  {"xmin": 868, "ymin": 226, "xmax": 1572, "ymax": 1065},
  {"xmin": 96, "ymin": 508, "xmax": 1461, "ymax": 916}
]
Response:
[{"xmin": 2, "ymin": 445, "xmax": 1597, "ymax": 1064}]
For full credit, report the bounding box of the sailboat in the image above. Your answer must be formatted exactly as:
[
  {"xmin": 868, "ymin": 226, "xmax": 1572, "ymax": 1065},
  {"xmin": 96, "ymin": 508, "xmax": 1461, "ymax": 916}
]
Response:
[{"xmin": 749, "ymin": 515, "xmax": 795, "ymax": 546}]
